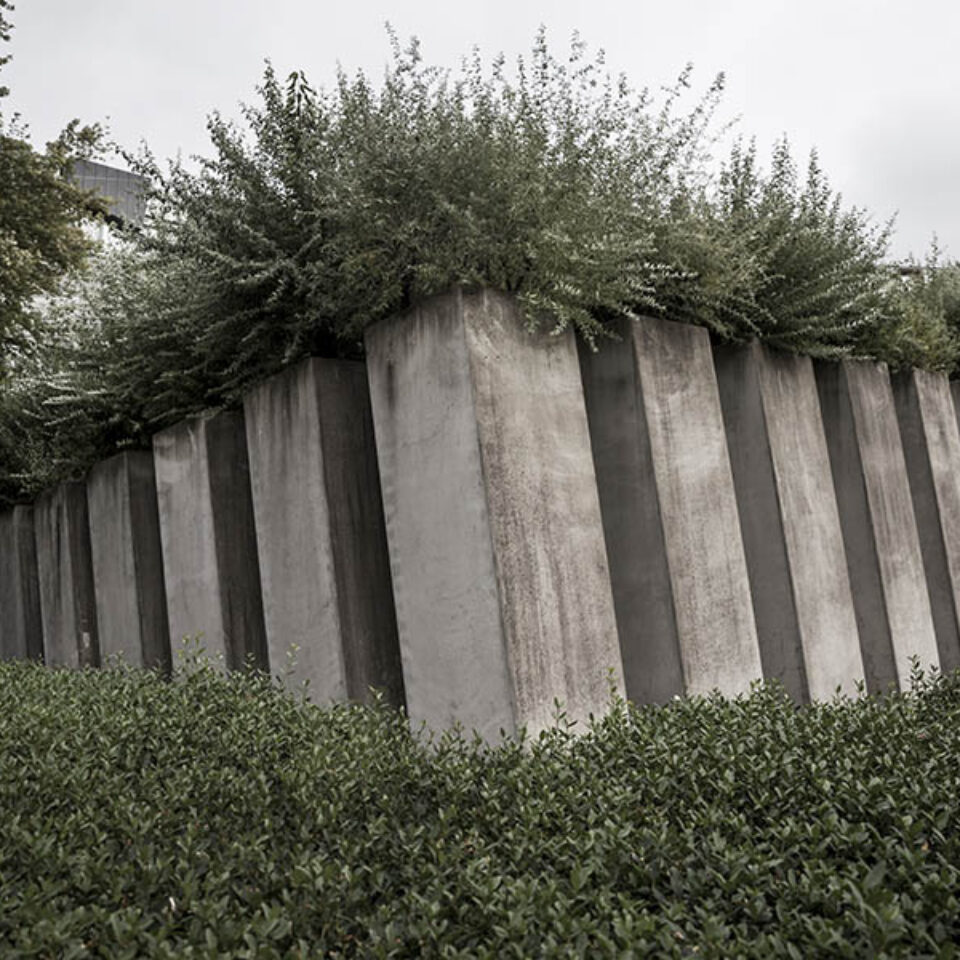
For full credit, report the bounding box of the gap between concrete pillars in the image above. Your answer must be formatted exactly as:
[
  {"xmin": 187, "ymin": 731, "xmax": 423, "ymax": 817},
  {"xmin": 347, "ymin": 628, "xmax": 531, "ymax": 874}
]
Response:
[
  {"xmin": 153, "ymin": 410, "xmax": 268, "ymax": 672},
  {"xmin": 815, "ymin": 360, "xmax": 939, "ymax": 691},
  {"xmin": 714, "ymin": 342, "xmax": 864, "ymax": 701},
  {"xmin": 0, "ymin": 506, "xmax": 43, "ymax": 660},
  {"xmin": 87, "ymin": 451, "xmax": 171, "ymax": 672},
  {"xmin": 892, "ymin": 369, "xmax": 960, "ymax": 672},
  {"xmin": 366, "ymin": 288, "xmax": 625, "ymax": 740},
  {"xmin": 951, "ymin": 380, "xmax": 960, "ymax": 432},
  {"xmin": 578, "ymin": 316, "xmax": 762, "ymax": 703},
  {"xmin": 34, "ymin": 483, "xmax": 100, "ymax": 668},
  {"xmin": 244, "ymin": 358, "xmax": 405, "ymax": 707}
]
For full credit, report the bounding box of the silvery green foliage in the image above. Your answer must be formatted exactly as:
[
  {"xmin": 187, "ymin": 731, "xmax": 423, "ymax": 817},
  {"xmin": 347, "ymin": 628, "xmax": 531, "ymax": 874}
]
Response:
[
  {"xmin": 5, "ymin": 32, "xmax": 960, "ymax": 506},
  {"xmin": 858, "ymin": 242, "xmax": 960, "ymax": 372},
  {"xmin": 654, "ymin": 138, "xmax": 899, "ymax": 355},
  {"xmin": 134, "ymin": 31, "xmax": 726, "ymax": 398},
  {"xmin": 0, "ymin": 242, "xmax": 206, "ymax": 502}
]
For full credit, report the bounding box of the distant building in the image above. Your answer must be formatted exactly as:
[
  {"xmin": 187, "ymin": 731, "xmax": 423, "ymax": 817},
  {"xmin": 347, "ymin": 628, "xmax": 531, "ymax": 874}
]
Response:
[{"xmin": 71, "ymin": 158, "xmax": 146, "ymax": 231}]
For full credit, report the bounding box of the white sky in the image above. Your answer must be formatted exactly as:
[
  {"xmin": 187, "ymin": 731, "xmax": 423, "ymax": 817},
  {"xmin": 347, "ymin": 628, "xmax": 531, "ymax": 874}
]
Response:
[{"xmin": 5, "ymin": 0, "xmax": 959, "ymax": 261}]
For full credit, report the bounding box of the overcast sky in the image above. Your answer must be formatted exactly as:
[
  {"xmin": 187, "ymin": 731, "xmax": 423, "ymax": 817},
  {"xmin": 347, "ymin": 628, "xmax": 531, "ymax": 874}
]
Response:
[{"xmin": 5, "ymin": 0, "xmax": 958, "ymax": 261}]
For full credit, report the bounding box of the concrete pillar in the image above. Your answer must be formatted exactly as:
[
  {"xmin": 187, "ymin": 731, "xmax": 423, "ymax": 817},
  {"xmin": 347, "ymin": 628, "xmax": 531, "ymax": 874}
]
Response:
[
  {"xmin": 243, "ymin": 358, "xmax": 404, "ymax": 706},
  {"xmin": 153, "ymin": 410, "xmax": 267, "ymax": 671},
  {"xmin": 366, "ymin": 289, "xmax": 624, "ymax": 740},
  {"xmin": 892, "ymin": 369, "xmax": 960, "ymax": 672},
  {"xmin": 578, "ymin": 316, "xmax": 762, "ymax": 702},
  {"xmin": 34, "ymin": 483, "xmax": 99, "ymax": 668},
  {"xmin": 0, "ymin": 506, "xmax": 43, "ymax": 661},
  {"xmin": 816, "ymin": 360, "xmax": 939, "ymax": 691},
  {"xmin": 714, "ymin": 342, "xmax": 864, "ymax": 701},
  {"xmin": 87, "ymin": 451, "xmax": 171, "ymax": 671}
]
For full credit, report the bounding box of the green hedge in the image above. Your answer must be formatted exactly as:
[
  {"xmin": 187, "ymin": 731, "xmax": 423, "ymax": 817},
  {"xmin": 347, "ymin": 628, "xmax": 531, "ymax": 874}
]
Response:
[{"xmin": 1, "ymin": 657, "xmax": 959, "ymax": 957}]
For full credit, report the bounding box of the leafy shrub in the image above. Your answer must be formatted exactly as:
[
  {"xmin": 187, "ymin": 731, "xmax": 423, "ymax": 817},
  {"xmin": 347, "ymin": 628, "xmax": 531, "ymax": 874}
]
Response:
[
  {"xmin": 128, "ymin": 33, "xmax": 725, "ymax": 385},
  {"xmin": 0, "ymin": 244, "xmax": 211, "ymax": 502},
  {"xmin": 0, "ymin": 0, "xmax": 106, "ymax": 379},
  {"xmin": 858, "ymin": 246, "xmax": 960, "ymax": 373},
  {"xmin": 660, "ymin": 139, "xmax": 894, "ymax": 353},
  {"xmin": 3, "ymin": 31, "xmax": 960, "ymax": 504},
  {"xmin": 1, "ymin": 657, "xmax": 959, "ymax": 958}
]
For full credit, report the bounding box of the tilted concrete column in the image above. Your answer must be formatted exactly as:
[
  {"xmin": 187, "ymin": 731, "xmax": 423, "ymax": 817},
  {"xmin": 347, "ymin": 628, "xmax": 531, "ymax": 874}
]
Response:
[
  {"xmin": 892, "ymin": 370, "xmax": 960, "ymax": 672},
  {"xmin": 714, "ymin": 342, "xmax": 864, "ymax": 701},
  {"xmin": 87, "ymin": 451, "xmax": 171, "ymax": 671},
  {"xmin": 0, "ymin": 506, "xmax": 43, "ymax": 661},
  {"xmin": 34, "ymin": 483, "xmax": 99, "ymax": 668},
  {"xmin": 366, "ymin": 289, "xmax": 624, "ymax": 740},
  {"xmin": 816, "ymin": 360, "xmax": 939, "ymax": 691},
  {"xmin": 153, "ymin": 411, "xmax": 267, "ymax": 671},
  {"xmin": 578, "ymin": 316, "xmax": 762, "ymax": 703},
  {"xmin": 244, "ymin": 358, "xmax": 404, "ymax": 706}
]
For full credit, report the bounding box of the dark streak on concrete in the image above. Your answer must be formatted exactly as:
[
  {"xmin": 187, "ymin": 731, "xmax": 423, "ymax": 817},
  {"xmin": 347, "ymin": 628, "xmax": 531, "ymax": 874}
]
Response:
[
  {"xmin": 206, "ymin": 411, "xmax": 269, "ymax": 672},
  {"xmin": 892, "ymin": 371, "xmax": 960, "ymax": 672},
  {"xmin": 34, "ymin": 483, "xmax": 99, "ymax": 668},
  {"xmin": 714, "ymin": 342, "xmax": 809, "ymax": 702},
  {"xmin": 0, "ymin": 506, "xmax": 43, "ymax": 660},
  {"xmin": 316, "ymin": 360, "xmax": 405, "ymax": 707}
]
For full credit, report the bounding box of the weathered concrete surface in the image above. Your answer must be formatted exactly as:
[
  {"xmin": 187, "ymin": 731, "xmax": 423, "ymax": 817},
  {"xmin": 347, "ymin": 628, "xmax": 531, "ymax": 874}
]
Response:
[
  {"xmin": 951, "ymin": 380, "xmax": 960, "ymax": 434},
  {"xmin": 366, "ymin": 289, "xmax": 624, "ymax": 739},
  {"xmin": 34, "ymin": 483, "xmax": 99, "ymax": 668},
  {"xmin": 892, "ymin": 370, "xmax": 960, "ymax": 672},
  {"xmin": 714, "ymin": 342, "xmax": 864, "ymax": 701},
  {"xmin": 87, "ymin": 451, "xmax": 171, "ymax": 671},
  {"xmin": 578, "ymin": 316, "xmax": 762, "ymax": 702},
  {"xmin": 816, "ymin": 360, "xmax": 939, "ymax": 691},
  {"xmin": 0, "ymin": 506, "xmax": 43, "ymax": 660},
  {"xmin": 244, "ymin": 358, "xmax": 404, "ymax": 706},
  {"xmin": 153, "ymin": 410, "xmax": 267, "ymax": 671}
]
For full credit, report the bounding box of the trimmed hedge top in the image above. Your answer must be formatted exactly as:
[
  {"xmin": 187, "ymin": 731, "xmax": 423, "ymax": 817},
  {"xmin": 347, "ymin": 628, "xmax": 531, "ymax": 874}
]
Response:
[{"xmin": 1, "ymin": 657, "xmax": 959, "ymax": 957}]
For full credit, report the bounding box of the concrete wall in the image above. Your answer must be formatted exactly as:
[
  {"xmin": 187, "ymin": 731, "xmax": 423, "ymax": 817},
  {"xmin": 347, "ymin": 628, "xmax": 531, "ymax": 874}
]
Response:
[
  {"xmin": 0, "ymin": 506, "xmax": 43, "ymax": 660},
  {"xmin": 892, "ymin": 369, "xmax": 960, "ymax": 673},
  {"xmin": 87, "ymin": 451, "xmax": 170, "ymax": 671},
  {"xmin": 11, "ymin": 287, "xmax": 960, "ymax": 729},
  {"xmin": 366, "ymin": 289, "xmax": 624, "ymax": 739},
  {"xmin": 714, "ymin": 342, "xmax": 864, "ymax": 701},
  {"xmin": 154, "ymin": 411, "xmax": 267, "ymax": 671},
  {"xmin": 244, "ymin": 358, "xmax": 404, "ymax": 706},
  {"xmin": 816, "ymin": 360, "xmax": 939, "ymax": 690},
  {"xmin": 34, "ymin": 483, "xmax": 99, "ymax": 668},
  {"xmin": 579, "ymin": 316, "xmax": 762, "ymax": 702}
]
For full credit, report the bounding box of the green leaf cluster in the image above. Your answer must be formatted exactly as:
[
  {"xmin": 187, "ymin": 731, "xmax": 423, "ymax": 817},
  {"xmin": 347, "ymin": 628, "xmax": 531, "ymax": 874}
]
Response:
[
  {"xmin": 4, "ymin": 30, "xmax": 960, "ymax": 503},
  {"xmin": 129, "ymin": 32, "xmax": 722, "ymax": 385},
  {"xmin": 0, "ymin": 1, "xmax": 106, "ymax": 380},
  {"xmin": 1, "ymin": 658, "xmax": 960, "ymax": 957}
]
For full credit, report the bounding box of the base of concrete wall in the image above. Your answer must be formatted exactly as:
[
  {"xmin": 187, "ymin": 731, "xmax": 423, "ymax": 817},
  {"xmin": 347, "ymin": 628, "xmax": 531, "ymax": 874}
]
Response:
[
  {"xmin": 87, "ymin": 451, "xmax": 170, "ymax": 672},
  {"xmin": 244, "ymin": 358, "xmax": 404, "ymax": 706},
  {"xmin": 579, "ymin": 316, "xmax": 761, "ymax": 702},
  {"xmin": 34, "ymin": 483, "xmax": 99, "ymax": 668},
  {"xmin": 154, "ymin": 410, "xmax": 267, "ymax": 671},
  {"xmin": 366, "ymin": 288, "xmax": 624, "ymax": 739},
  {"xmin": 0, "ymin": 506, "xmax": 43, "ymax": 661}
]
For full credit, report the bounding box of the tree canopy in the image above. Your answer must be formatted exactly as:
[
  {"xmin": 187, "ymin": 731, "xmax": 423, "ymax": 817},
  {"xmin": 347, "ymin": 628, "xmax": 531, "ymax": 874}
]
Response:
[{"xmin": 0, "ymin": 0, "xmax": 105, "ymax": 379}]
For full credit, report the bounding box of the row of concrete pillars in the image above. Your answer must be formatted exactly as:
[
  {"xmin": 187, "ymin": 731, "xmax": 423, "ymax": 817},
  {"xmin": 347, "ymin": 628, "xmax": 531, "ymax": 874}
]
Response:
[{"xmin": 1, "ymin": 289, "xmax": 958, "ymax": 739}]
